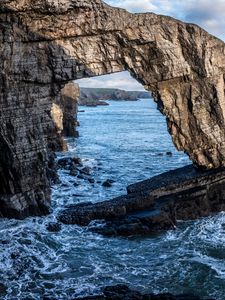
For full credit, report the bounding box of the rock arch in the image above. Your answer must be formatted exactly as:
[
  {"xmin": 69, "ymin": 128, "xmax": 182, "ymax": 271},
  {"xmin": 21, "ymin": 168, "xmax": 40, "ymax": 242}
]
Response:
[{"xmin": 0, "ymin": 0, "xmax": 225, "ymax": 218}]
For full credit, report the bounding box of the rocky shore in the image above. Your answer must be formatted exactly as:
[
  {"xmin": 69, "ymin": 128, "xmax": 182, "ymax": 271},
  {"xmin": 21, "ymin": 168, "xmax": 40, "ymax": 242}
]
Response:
[
  {"xmin": 75, "ymin": 284, "xmax": 213, "ymax": 300},
  {"xmin": 79, "ymin": 88, "xmax": 150, "ymax": 106},
  {"xmin": 58, "ymin": 165, "xmax": 225, "ymax": 236}
]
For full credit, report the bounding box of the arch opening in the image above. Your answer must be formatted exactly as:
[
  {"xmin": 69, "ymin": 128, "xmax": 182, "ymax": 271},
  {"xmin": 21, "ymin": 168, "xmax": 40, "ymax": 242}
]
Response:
[{"xmin": 52, "ymin": 71, "xmax": 190, "ymax": 207}]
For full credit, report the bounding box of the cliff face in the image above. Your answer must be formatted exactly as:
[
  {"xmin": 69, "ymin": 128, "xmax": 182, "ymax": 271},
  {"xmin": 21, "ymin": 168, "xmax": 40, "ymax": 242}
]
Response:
[
  {"xmin": 50, "ymin": 81, "xmax": 80, "ymax": 152},
  {"xmin": 79, "ymin": 88, "xmax": 150, "ymax": 106},
  {"xmin": 0, "ymin": 0, "xmax": 225, "ymax": 218}
]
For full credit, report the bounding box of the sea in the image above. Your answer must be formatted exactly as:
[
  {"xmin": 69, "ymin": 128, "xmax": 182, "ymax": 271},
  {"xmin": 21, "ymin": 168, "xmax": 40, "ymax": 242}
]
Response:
[{"xmin": 1, "ymin": 98, "xmax": 225, "ymax": 299}]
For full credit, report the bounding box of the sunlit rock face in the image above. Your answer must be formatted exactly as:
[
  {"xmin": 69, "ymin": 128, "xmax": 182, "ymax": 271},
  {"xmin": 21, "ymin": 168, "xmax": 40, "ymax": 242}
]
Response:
[
  {"xmin": 0, "ymin": 0, "xmax": 225, "ymax": 218},
  {"xmin": 50, "ymin": 82, "xmax": 80, "ymax": 152}
]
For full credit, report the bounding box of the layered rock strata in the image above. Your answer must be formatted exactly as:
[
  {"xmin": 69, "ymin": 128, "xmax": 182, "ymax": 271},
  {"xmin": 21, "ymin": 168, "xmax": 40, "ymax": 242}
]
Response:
[
  {"xmin": 1, "ymin": 0, "xmax": 225, "ymax": 217},
  {"xmin": 58, "ymin": 165, "xmax": 225, "ymax": 236},
  {"xmin": 50, "ymin": 81, "xmax": 80, "ymax": 151}
]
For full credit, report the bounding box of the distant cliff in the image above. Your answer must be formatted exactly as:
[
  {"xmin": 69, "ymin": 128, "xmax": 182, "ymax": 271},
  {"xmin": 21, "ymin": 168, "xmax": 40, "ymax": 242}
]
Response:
[{"xmin": 79, "ymin": 88, "xmax": 150, "ymax": 106}]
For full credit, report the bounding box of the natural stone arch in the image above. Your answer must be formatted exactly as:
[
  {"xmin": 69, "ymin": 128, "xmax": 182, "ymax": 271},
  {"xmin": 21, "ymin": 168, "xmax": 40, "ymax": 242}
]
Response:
[{"xmin": 0, "ymin": 0, "xmax": 225, "ymax": 218}]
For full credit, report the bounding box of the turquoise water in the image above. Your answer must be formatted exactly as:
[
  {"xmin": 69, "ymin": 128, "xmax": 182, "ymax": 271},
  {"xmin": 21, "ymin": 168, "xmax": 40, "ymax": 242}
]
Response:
[{"xmin": 0, "ymin": 99, "xmax": 224, "ymax": 299}]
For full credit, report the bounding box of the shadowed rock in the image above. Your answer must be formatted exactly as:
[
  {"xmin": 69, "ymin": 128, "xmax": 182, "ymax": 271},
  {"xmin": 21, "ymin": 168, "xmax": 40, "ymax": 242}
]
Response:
[
  {"xmin": 1, "ymin": 0, "xmax": 225, "ymax": 217},
  {"xmin": 50, "ymin": 82, "xmax": 80, "ymax": 152},
  {"xmin": 58, "ymin": 165, "xmax": 225, "ymax": 236},
  {"xmin": 74, "ymin": 284, "xmax": 212, "ymax": 300}
]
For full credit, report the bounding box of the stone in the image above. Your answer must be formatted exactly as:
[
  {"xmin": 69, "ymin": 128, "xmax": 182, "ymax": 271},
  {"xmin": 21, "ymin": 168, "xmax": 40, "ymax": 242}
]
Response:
[
  {"xmin": 47, "ymin": 152, "xmax": 61, "ymax": 185},
  {"xmin": 0, "ymin": 283, "xmax": 7, "ymax": 295},
  {"xmin": 58, "ymin": 157, "xmax": 72, "ymax": 168},
  {"xmin": 74, "ymin": 285, "xmax": 208, "ymax": 300},
  {"xmin": 69, "ymin": 169, "xmax": 78, "ymax": 177},
  {"xmin": 88, "ymin": 178, "xmax": 95, "ymax": 184},
  {"xmin": 46, "ymin": 222, "xmax": 62, "ymax": 232},
  {"xmin": 58, "ymin": 165, "xmax": 225, "ymax": 236},
  {"xmin": 1, "ymin": 0, "xmax": 225, "ymax": 218},
  {"xmin": 77, "ymin": 174, "xmax": 86, "ymax": 180},
  {"xmin": 72, "ymin": 157, "xmax": 82, "ymax": 166},
  {"xmin": 58, "ymin": 157, "xmax": 81, "ymax": 172},
  {"xmin": 166, "ymin": 151, "xmax": 173, "ymax": 156},
  {"xmin": 80, "ymin": 167, "xmax": 92, "ymax": 175},
  {"xmin": 102, "ymin": 179, "xmax": 115, "ymax": 187}
]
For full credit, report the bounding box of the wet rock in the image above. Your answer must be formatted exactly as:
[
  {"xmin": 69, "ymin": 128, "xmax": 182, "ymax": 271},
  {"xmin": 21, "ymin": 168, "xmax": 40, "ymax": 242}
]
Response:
[
  {"xmin": 0, "ymin": 283, "xmax": 7, "ymax": 295},
  {"xmin": 80, "ymin": 167, "xmax": 92, "ymax": 175},
  {"xmin": 72, "ymin": 157, "xmax": 82, "ymax": 166},
  {"xmin": 61, "ymin": 183, "xmax": 70, "ymax": 188},
  {"xmin": 166, "ymin": 151, "xmax": 173, "ymax": 156},
  {"xmin": 102, "ymin": 179, "xmax": 115, "ymax": 187},
  {"xmin": 11, "ymin": 252, "xmax": 20, "ymax": 260},
  {"xmin": 58, "ymin": 165, "xmax": 225, "ymax": 236},
  {"xmin": 58, "ymin": 157, "xmax": 83, "ymax": 179},
  {"xmin": 69, "ymin": 169, "xmax": 78, "ymax": 177},
  {"xmin": 58, "ymin": 157, "xmax": 73, "ymax": 168},
  {"xmin": 47, "ymin": 154, "xmax": 61, "ymax": 185},
  {"xmin": 0, "ymin": 240, "xmax": 9, "ymax": 245},
  {"xmin": 46, "ymin": 222, "xmax": 62, "ymax": 232},
  {"xmin": 75, "ymin": 285, "xmax": 209, "ymax": 300},
  {"xmin": 88, "ymin": 178, "xmax": 95, "ymax": 184},
  {"xmin": 77, "ymin": 174, "xmax": 86, "ymax": 180},
  {"xmin": 157, "ymin": 153, "xmax": 164, "ymax": 156}
]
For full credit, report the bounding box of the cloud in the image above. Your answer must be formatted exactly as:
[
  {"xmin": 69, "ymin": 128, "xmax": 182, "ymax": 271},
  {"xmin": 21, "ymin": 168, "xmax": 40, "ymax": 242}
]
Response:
[
  {"xmin": 76, "ymin": 72, "xmax": 145, "ymax": 91},
  {"xmin": 105, "ymin": 0, "xmax": 157, "ymax": 13},
  {"xmin": 182, "ymin": 0, "xmax": 225, "ymax": 40}
]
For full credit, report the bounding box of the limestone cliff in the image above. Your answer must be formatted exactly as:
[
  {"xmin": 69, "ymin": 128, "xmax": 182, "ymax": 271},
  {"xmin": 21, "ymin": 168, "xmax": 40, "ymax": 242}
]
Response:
[
  {"xmin": 0, "ymin": 0, "xmax": 225, "ymax": 218},
  {"xmin": 50, "ymin": 81, "xmax": 79, "ymax": 151}
]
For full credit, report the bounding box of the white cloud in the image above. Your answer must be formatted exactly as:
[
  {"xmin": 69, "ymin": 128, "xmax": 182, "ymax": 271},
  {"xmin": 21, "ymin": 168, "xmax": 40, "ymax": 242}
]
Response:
[
  {"xmin": 76, "ymin": 72, "xmax": 145, "ymax": 91},
  {"xmin": 105, "ymin": 0, "xmax": 157, "ymax": 13}
]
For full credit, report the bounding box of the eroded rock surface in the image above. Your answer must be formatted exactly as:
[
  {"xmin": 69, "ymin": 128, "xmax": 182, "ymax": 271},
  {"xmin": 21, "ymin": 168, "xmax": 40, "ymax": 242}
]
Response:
[
  {"xmin": 58, "ymin": 165, "xmax": 225, "ymax": 236},
  {"xmin": 75, "ymin": 284, "xmax": 212, "ymax": 300},
  {"xmin": 1, "ymin": 0, "xmax": 225, "ymax": 217},
  {"xmin": 50, "ymin": 81, "xmax": 80, "ymax": 151}
]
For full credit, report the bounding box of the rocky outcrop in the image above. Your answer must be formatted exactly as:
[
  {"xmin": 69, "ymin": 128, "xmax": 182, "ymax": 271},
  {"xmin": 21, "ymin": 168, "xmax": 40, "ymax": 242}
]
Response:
[
  {"xmin": 79, "ymin": 88, "xmax": 150, "ymax": 106},
  {"xmin": 58, "ymin": 165, "xmax": 225, "ymax": 236},
  {"xmin": 1, "ymin": 0, "xmax": 225, "ymax": 218},
  {"xmin": 50, "ymin": 82, "xmax": 80, "ymax": 151},
  {"xmin": 75, "ymin": 284, "xmax": 209, "ymax": 300},
  {"xmin": 60, "ymin": 82, "xmax": 80, "ymax": 138}
]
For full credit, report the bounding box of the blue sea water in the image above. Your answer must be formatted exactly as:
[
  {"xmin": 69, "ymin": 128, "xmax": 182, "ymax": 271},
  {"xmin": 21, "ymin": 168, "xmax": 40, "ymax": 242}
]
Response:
[{"xmin": 0, "ymin": 98, "xmax": 225, "ymax": 299}]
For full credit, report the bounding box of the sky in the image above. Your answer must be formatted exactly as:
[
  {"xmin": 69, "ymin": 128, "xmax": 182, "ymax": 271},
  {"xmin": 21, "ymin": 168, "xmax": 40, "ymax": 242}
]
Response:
[{"xmin": 76, "ymin": 0, "xmax": 225, "ymax": 91}]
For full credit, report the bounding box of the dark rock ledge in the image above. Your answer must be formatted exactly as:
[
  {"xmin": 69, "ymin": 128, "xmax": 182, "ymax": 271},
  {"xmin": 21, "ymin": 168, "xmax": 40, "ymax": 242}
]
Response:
[
  {"xmin": 58, "ymin": 165, "xmax": 225, "ymax": 236},
  {"xmin": 74, "ymin": 284, "xmax": 214, "ymax": 300}
]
